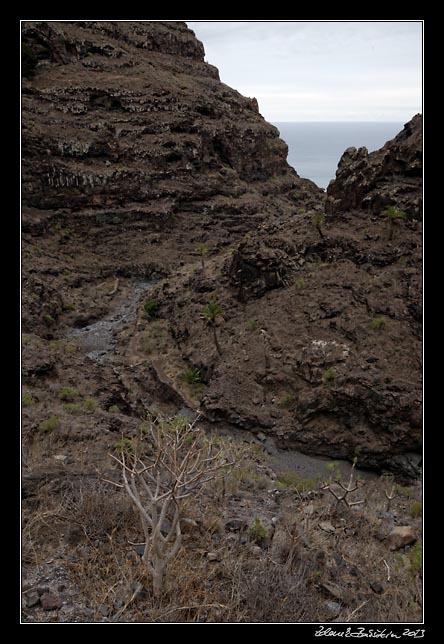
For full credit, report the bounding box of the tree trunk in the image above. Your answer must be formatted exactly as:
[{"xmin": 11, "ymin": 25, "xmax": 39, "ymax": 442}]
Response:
[
  {"xmin": 388, "ymin": 220, "xmax": 394, "ymax": 241},
  {"xmin": 212, "ymin": 325, "xmax": 222, "ymax": 355},
  {"xmin": 151, "ymin": 554, "xmax": 166, "ymax": 597}
]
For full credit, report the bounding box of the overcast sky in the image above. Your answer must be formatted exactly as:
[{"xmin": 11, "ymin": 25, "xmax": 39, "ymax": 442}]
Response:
[{"xmin": 187, "ymin": 21, "xmax": 422, "ymax": 122}]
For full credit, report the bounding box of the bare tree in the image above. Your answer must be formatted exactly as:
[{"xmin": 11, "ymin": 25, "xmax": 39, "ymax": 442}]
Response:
[
  {"xmin": 384, "ymin": 479, "xmax": 398, "ymax": 512},
  {"xmin": 201, "ymin": 301, "xmax": 224, "ymax": 355},
  {"xmin": 106, "ymin": 417, "xmax": 232, "ymax": 597},
  {"xmin": 322, "ymin": 460, "xmax": 365, "ymax": 510}
]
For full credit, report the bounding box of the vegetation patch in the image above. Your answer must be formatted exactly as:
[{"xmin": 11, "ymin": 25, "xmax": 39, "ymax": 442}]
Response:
[
  {"xmin": 182, "ymin": 367, "xmax": 201, "ymax": 385},
  {"xmin": 114, "ymin": 438, "xmax": 134, "ymax": 453},
  {"xmin": 83, "ymin": 398, "xmax": 99, "ymax": 411},
  {"xmin": 59, "ymin": 386, "xmax": 80, "ymax": 402},
  {"xmin": 371, "ymin": 317, "xmax": 386, "ymax": 331},
  {"xmin": 409, "ymin": 501, "xmax": 422, "ymax": 518},
  {"xmin": 277, "ymin": 470, "xmax": 318, "ymax": 491},
  {"xmin": 408, "ymin": 538, "xmax": 422, "ymax": 575},
  {"xmin": 64, "ymin": 403, "xmax": 83, "ymax": 414},
  {"xmin": 279, "ymin": 393, "xmax": 294, "ymax": 408},
  {"xmin": 22, "ymin": 391, "xmax": 35, "ymax": 408},
  {"xmin": 39, "ymin": 415, "xmax": 59, "ymax": 433},
  {"xmin": 143, "ymin": 299, "xmax": 159, "ymax": 318},
  {"xmin": 248, "ymin": 517, "xmax": 268, "ymax": 543}
]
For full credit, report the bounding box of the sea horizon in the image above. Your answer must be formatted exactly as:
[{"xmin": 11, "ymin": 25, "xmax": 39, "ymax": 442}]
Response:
[{"xmin": 273, "ymin": 121, "xmax": 404, "ymax": 189}]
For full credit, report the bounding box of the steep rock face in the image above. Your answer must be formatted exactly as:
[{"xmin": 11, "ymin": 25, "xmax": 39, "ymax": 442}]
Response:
[
  {"xmin": 326, "ymin": 114, "xmax": 422, "ymax": 219},
  {"xmin": 22, "ymin": 21, "xmax": 321, "ymax": 227}
]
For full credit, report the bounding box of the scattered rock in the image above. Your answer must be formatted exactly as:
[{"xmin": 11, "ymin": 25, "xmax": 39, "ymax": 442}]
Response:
[
  {"xmin": 176, "ymin": 407, "xmax": 197, "ymax": 423},
  {"xmin": 257, "ymin": 432, "xmax": 267, "ymax": 442},
  {"xmin": 369, "ymin": 580, "xmax": 384, "ymax": 594},
  {"xmin": 134, "ymin": 544, "xmax": 145, "ymax": 557},
  {"xmin": 387, "ymin": 526, "xmax": 417, "ymax": 550},
  {"xmin": 324, "ymin": 600, "xmax": 342, "ymax": 618},
  {"xmin": 206, "ymin": 551, "xmax": 222, "ymax": 562},
  {"xmin": 40, "ymin": 592, "xmax": 63, "ymax": 611},
  {"xmin": 321, "ymin": 581, "xmax": 345, "ymax": 601},
  {"xmin": 320, "ymin": 521, "xmax": 336, "ymax": 534},
  {"xmin": 25, "ymin": 590, "xmax": 40, "ymax": 608},
  {"xmin": 225, "ymin": 518, "xmax": 248, "ymax": 532}
]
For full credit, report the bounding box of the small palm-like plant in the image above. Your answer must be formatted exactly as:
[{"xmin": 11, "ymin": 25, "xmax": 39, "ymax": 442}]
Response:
[
  {"xmin": 183, "ymin": 367, "xmax": 201, "ymax": 385},
  {"xmin": 195, "ymin": 245, "xmax": 209, "ymax": 271},
  {"xmin": 381, "ymin": 205, "xmax": 407, "ymax": 241},
  {"xmin": 201, "ymin": 301, "xmax": 224, "ymax": 355},
  {"xmin": 312, "ymin": 214, "xmax": 325, "ymax": 240}
]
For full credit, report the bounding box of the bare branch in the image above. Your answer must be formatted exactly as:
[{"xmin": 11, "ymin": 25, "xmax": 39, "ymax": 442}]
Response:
[{"xmin": 109, "ymin": 416, "xmax": 229, "ymax": 597}]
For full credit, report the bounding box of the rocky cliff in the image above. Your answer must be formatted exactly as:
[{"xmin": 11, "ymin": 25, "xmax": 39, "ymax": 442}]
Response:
[
  {"xmin": 22, "ymin": 21, "xmax": 421, "ymax": 492},
  {"xmin": 326, "ymin": 114, "xmax": 422, "ymax": 219}
]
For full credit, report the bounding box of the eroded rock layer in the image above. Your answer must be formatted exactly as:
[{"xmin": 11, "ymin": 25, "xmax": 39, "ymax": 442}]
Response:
[{"xmin": 22, "ymin": 21, "xmax": 421, "ymax": 481}]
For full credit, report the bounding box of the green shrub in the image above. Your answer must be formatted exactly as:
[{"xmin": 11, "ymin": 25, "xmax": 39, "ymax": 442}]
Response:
[
  {"xmin": 380, "ymin": 206, "xmax": 407, "ymax": 240},
  {"xmin": 109, "ymin": 405, "xmax": 120, "ymax": 414},
  {"xmin": 279, "ymin": 393, "xmax": 294, "ymax": 408},
  {"xmin": 64, "ymin": 402, "xmax": 82, "ymax": 414},
  {"xmin": 44, "ymin": 314, "xmax": 55, "ymax": 325},
  {"xmin": 195, "ymin": 245, "xmax": 209, "ymax": 269},
  {"xmin": 247, "ymin": 319, "xmax": 258, "ymax": 331},
  {"xmin": 22, "ymin": 391, "xmax": 35, "ymax": 408},
  {"xmin": 277, "ymin": 471, "xmax": 318, "ymax": 491},
  {"xmin": 22, "ymin": 43, "xmax": 37, "ymax": 79},
  {"xmin": 202, "ymin": 300, "xmax": 224, "ymax": 322},
  {"xmin": 183, "ymin": 367, "xmax": 201, "ymax": 385},
  {"xmin": 249, "ymin": 517, "xmax": 268, "ymax": 543},
  {"xmin": 143, "ymin": 299, "xmax": 159, "ymax": 318},
  {"xmin": 381, "ymin": 205, "xmax": 407, "ymax": 221},
  {"xmin": 408, "ymin": 538, "xmax": 422, "ymax": 575},
  {"xmin": 409, "ymin": 501, "xmax": 422, "ymax": 518},
  {"xmin": 323, "ymin": 367, "xmax": 335, "ymax": 384},
  {"xmin": 326, "ymin": 461, "xmax": 342, "ymax": 481},
  {"xmin": 371, "ymin": 317, "xmax": 386, "ymax": 331},
  {"xmin": 65, "ymin": 344, "xmax": 77, "ymax": 354},
  {"xmin": 59, "ymin": 386, "xmax": 80, "ymax": 402},
  {"xmin": 295, "ymin": 278, "xmax": 305, "ymax": 289},
  {"xmin": 114, "ymin": 438, "xmax": 133, "ymax": 453},
  {"xmin": 22, "ymin": 335, "xmax": 31, "ymax": 346},
  {"xmin": 39, "ymin": 415, "xmax": 59, "ymax": 433},
  {"xmin": 83, "ymin": 398, "xmax": 98, "ymax": 411}
]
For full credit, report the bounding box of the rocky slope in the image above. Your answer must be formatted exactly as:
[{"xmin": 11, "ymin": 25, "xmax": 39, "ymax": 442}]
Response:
[
  {"xmin": 22, "ymin": 22, "xmax": 422, "ymax": 492},
  {"xmin": 21, "ymin": 20, "xmax": 423, "ymax": 624},
  {"xmin": 326, "ymin": 114, "xmax": 422, "ymax": 218}
]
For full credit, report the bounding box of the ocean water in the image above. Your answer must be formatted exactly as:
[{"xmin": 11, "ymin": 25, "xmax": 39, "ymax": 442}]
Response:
[{"xmin": 274, "ymin": 122, "xmax": 404, "ymax": 190}]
